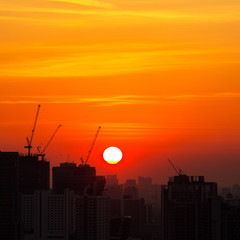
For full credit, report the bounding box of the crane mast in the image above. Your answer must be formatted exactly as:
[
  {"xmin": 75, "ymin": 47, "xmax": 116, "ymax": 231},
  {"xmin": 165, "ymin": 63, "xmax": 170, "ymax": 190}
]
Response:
[
  {"xmin": 85, "ymin": 126, "xmax": 101, "ymax": 165},
  {"xmin": 25, "ymin": 104, "xmax": 41, "ymax": 157}
]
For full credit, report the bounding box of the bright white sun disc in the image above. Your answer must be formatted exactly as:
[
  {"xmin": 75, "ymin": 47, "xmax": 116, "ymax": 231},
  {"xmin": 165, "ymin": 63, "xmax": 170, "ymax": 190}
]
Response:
[{"xmin": 103, "ymin": 147, "xmax": 122, "ymax": 164}]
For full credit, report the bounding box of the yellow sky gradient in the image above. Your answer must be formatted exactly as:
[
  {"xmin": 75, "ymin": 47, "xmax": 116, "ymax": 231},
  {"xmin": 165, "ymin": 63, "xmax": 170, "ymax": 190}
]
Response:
[{"xmin": 1, "ymin": 0, "xmax": 240, "ymax": 185}]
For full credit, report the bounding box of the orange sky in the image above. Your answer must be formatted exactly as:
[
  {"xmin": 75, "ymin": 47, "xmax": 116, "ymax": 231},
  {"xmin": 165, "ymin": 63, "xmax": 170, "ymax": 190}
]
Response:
[{"xmin": 1, "ymin": 0, "xmax": 240, "ymax": 187}]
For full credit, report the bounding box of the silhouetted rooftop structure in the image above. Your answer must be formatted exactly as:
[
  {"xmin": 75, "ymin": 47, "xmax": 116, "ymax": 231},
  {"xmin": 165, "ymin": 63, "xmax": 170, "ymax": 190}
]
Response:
[{"xmin": 52, "ymin": 162, "xmax": 105, "ymax": 196}]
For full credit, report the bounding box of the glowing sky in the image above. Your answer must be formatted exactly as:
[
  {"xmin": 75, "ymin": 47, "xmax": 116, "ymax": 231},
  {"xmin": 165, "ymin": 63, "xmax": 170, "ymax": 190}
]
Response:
[{"xmin": 1, "ymin": 0, "xmax": 240, "ymax": 186}]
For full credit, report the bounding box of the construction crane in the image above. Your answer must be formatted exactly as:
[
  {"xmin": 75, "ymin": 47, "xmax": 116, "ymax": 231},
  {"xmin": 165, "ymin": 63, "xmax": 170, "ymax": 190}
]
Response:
[
  {"xmin": 85, "ymin": 126, "xmax": 101, "ymax": 165},
  {"xmin": 37, "ymin": 124, "xmax": 62, "ymax": 161},
  {"xmin": 24, "ymin": 104, "xmax": 41, "ymax": 157},
  {"xmin": 168, "ymin": 158, "xmax": 185, "ymax": 176},
  {"xmin": 80, "ymin": 156, "xmax": 84, "ymax": 165}
]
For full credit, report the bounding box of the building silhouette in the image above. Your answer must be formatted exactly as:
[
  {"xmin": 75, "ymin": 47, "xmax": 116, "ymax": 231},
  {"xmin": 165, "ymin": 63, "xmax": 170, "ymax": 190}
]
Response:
[
  {"xmin": 0, "ymin": 150, "xmax": 109, "ymax": 240},
  {"xmin": 161, "ymin": 174, "xmax": 221, "ymax": 240},
  {"xmin": 3, "ymin": 149, "xmax": 240, "ymax": 240},
  {"xmin": 221, "ymin": 187, "xmax": 232, "ymax": 199},
  {"xmin": 105, "ymin": 175, "xmax": 123, "ymax": 201},
  {"xmin": 106, "ymin": 175, "xmax": 119, "ymax": 186},
  {"xmin": 124, "ymin": 179, "xmax": 139, "ymax": 199},
  {"xmin": 110, "ymin": 216, "xmax": 132, "ymax": 240},
  {"xmin": 0, "ymin": 152, "xmax": 22, "ymax": 240},
  {"xmin": 137, "ymin": 176, "xmax": 162, "ymax": 224},
  {"xmin": 0, "ymin": 152, "xmax": 50, "ymax": 240},
  {"xmin": 52, "ymin": 163, "xmax": 105, "ymax": 196},
  {"xmin": 221, "ymin": 202, "xmax": 240, "ymax": 240},
  {"xmin": 76, "ymin": 195, "xmax": 110, "ymax": 240},
  {"xmin": 232, "ymin": 184, "xmax": 240, "ymax": 198},
  {"xmin": 19, "ymin": 155, "xmax": 50, "ymax": 193},
  {"xmin": 138, "ymin": 176, "xmax": 152, "ymax": 203},
  {"xmin": 21, "ymin": 161, "xmax": 109, "ymax": 240},
  {"xmin": 22, "ymin": 190, "xmax": 110, "ymax": 240}
]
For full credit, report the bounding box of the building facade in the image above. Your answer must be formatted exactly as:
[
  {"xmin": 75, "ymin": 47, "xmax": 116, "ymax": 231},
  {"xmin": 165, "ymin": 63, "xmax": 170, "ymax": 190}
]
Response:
[{"xmin": 22, "ymin": 190, "xmax": 110, "ymax": 240}]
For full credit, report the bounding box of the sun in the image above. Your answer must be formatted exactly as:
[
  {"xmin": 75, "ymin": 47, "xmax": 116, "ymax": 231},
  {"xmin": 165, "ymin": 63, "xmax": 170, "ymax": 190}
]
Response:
[{"xmin": 103, "ymin": 147, "xmax": 123, "ymax": 164}]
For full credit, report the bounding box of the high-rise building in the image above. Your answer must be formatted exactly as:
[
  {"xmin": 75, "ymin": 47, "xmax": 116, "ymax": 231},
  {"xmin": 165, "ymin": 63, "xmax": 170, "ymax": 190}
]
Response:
[
  {"xmin": 232, "ymin": 184, "xmax": 240, "ymax": 198},
  {"xmin": 105, "ymin": 184, "xmax": 124, "ymax": 200},
  {"xmin": 110, "ymin": 216, "xmax": 132, "ymax": 240},
  {"xmin": 0, "ymin": 152, "xmax": 22, "ymax": 240},
  {"xmin": 22, "ymin": 190, "xmax": 110, "ymax": 240},
  {"xmin": 123, "ymin": 198, "xmax": 145, "ymax": 237},
  {"xmin": 107, "ymin": 197, "xmax": 151, "ymax": 238},
  {"xmin": 124, "ymin": 179, "xmax": 139, "ymax": 199},
  {"xmin": 137, "ymin": 176, "xmax": 162, "ymax": 224},
  {"xmin": 105, "ymin": 175, "xmax": 123, "ymax": 200},
  {"xmin": 221, "ymin": 187, "xmax": 232, "ymax": 199},
  {"xmin": 221, "ymin": 200, "xmax": 240, "ymax": 240},
  {"xmin": 22, "ymin": 190, "xmax": 77, "ymax": 240},
  {"xmin": 21, "ymin": 194, "xmax": 34, "ymax": 236},
  {"xmin": 138, "ymin": 176, "xmax": 152, "ymax": 188},
  {"xmin": 161, "ymin": 175, "xmax": 221, "ymax": 240},
  {"xmin": 138, "ymin": 176, "xmax": 152, "ymax": 203},
  {"xmin": 125, "ymin": 179, "xmax": 137, "ymax": 188},
  {"xmin": 0, "ymin": 151, "xmax": 50, "ymax": 239},
  {"xmin": 19, "ymin": 155, "xmax": 50, "ymax": 193},
  {"xmin": 106, "ymin": 175, "xmax": 119, "ymax": 186},
  {"xmin": 52, "ymin": 163, "xmax": 105, "ymax": 196},
  {"xmin": 76, "ymin": 195, "xmax": 110, "ymax": 240}
]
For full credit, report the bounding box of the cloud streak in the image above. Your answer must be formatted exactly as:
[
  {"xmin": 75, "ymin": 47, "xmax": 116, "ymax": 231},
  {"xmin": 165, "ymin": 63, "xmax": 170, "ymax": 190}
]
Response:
[
  {"xmin": 167, "ymin": 92, "xmax": 240, "ymax": 100},
  {"xmin": 1, "ymin": 45, "xmax": 235, "ymax": 77},
  {"xmin": 0, "ymin": 95, "xmax": 157, "ymax": 106},
  {"xmin": 49, "ymin": 0, "xmax": 113, "ymax": 8},
  {"xmin": 1, "ymin": 0, "xmax": 240, "ymax": 24},
  {"xmin": 1, "ymin": 93, "xmax": 240, "ymax": 106}
]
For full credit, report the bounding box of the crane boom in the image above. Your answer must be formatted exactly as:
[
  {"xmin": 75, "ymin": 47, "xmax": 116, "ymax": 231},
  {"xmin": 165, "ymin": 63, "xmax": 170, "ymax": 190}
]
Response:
[
  {"xmin": 168, "ymin": 158, "xmax": 180, "ymax": 175},
  {"xmin": 85, "ymin": 126, "xmax": 101, "ymax": 165},
  {"xmin": 25, "ymin": 104, "xmax": 41, "ymax": 156},
  {"xmin": 40, "ymin": 125, "xmax": 62, "ymax": 154}
]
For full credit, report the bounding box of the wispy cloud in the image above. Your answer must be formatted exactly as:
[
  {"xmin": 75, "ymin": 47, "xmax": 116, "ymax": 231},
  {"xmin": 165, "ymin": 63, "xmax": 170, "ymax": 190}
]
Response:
[
  {"xmin": 166, "ymin": 92, "xmax": 240, "ymax": 100},
  {"xmin": 0, "ymin": 95, "xmax": 157, "ymax": 106},
  {"xmin": 1, "ymin": 93, "xmax": 240, "ymax": 106},
  {"xmin": 1, "ymin": 0, "xmax": 240, "ymax": 24},
  {"xmin": 81, "ymin": 95, "xmax": 157, "ymax": 106},
  {"xmin": 0, "ymin": 45, "xmax": 235, "ymax": 77},
  {"xmin": 49, "ymin": 0, "xmax": 113, "ymax": 8}
]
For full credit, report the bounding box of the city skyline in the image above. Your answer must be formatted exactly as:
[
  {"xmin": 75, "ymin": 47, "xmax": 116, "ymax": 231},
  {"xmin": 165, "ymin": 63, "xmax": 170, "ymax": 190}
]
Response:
[{"xmin": 1, "ymin": 150, "xmax": 239, "ymax": 240}]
